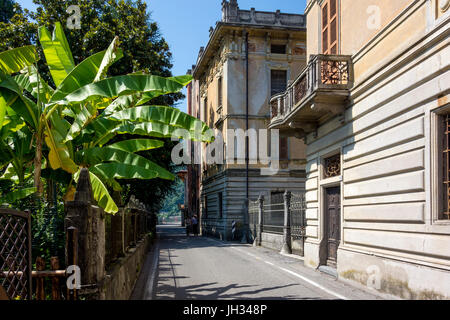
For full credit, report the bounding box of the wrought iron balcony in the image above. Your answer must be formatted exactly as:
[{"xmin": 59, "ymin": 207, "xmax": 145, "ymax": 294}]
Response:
[{"xmin": 269, "ymin": 54, "xmax": 353, "ymax": 138}]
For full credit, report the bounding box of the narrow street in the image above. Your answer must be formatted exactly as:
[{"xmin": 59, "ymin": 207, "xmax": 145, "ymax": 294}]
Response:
[{"xmin": 135, "ymin": 225, "xmax": 383, "ymax": 300}]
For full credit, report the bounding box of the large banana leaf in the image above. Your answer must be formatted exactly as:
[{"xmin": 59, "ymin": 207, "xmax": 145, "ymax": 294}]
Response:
[
  {"xmin": 15, "ymin": 65, "xmax": 54, "ymax": 103},
  {"xmin": 0, "ymin": 95, "xmax": 7, "ymax": 132},
  {"xmin": 89, "ymin": 166, "xmax": 123, "ymax": 192},
  {"xmin": 74, "ymin": 170, "xmax": 118, "ymax": 214},
  {"xmin": 84, "ymin": 117, "xmax": 213, "ymax": 147},
  {"xmin": 64, "ymin": 102, "xmax": 98, "ymax": 142},
  {"xmin": 136, "ymin": 75, "xmax": 193, "ymax": 105},
  {"xmin": 45, "ymin": 124, "xmax": 79, "ymax": 174},
  {"xmin": 114, "ymin": 121, "xmax": 213, "ymax": 142},
  {"xmin": 108, "ymin": 139, "xmax": 164, "ymax": 153},
  {"xmin": 76, "ymin": 147, "xmax": 174, "ymax": 180},
  {"xmin": 108, "ymin": 105, "xmax": 211, "ymax": 135},
  {"xmin": 0, "ymin": 72, "xmax": 40, "ymax": 129},
  {"xmin": 0, "ymin": 46, "xmax": 37, "ymax": 75},
  {"xmin": 49, "ymin": 42, "xmax": 123, "ymax": 103},
  {"xmin": 48, "ymin": 51, "xmax": 105, "ymax": 103},
  {"xmin": 0, "ymin": 187, "xmax": 37, "ymax": 204},
  {"xmin": 48, "ymin": 75, "xmax": 188, "ymax": 107},
  {"xmin": 39, "ymin": 23, "xmax": 75, "ymax": 87},
  {"xmin": 94, "ymin": 37, "xmax": 122, "ymax": 82},
  {"xmin": 103, "ymin": 94, "xmax": 136, "ymax": 116},
  {"xmin": 7, "ymin": 92, "xmax": 39, "ymax": 130},
  {"xmin": 91, "ymin": 163, "xmax": 159, "ymax": 180}
]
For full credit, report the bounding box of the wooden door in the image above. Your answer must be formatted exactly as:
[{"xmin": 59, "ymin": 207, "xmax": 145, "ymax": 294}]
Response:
[{"xmin": 325, "ymin": 187, "xmax": 341, "ymax": 267}]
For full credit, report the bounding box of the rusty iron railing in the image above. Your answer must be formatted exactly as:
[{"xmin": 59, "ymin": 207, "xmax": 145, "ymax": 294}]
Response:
[
  {"xmin": 0, "ymin": 209, "xmax": 32, "ymax": 300},
  {"xmin": 1, "ymin": 209, "xmax": 79, "ymax": 301},
  {"xmin": 270, "ymin": 54, "xmax": 353, "ymax": 120}
]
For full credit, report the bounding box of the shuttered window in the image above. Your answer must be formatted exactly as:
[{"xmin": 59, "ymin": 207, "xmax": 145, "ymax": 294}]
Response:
[
  {"xmin": 322, "ymin": 0, "xmax": 339, "ymax": 54},
  {"xmin": 271, "ymin": 70, "xmax": 287, "ymax": 96},
  {"xmin": 280, "ymin": 137, "xmax": 289, "ymax": 160},
  {"xmin": 441, "ymin": 114, "xmax": 450, "ymax": 220},
  {"xmin": 218, "ymin": 77, "xmax": 223, "ymax": 108}
]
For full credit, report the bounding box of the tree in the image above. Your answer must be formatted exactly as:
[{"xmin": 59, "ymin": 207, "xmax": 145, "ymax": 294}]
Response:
[
  {"xmin": 0, "ymin": 24, "xmax": 212, "ymax": 214},
  {"xmin": 0, "ymin": 0, "xmax": 15, "ymax": 23},
  {"xmin": 0, "ymin": 2, "xmax": 36, "ymax": 51},
  {"xmin": 0, "ymin": 0, "xmax": 188, "ymax": 210}
]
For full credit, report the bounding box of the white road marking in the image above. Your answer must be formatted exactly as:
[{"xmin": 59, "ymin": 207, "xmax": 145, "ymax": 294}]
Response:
[
  {"xmin": 229, "ymin": 245, "xmax": 349, "ymax": 300},
  {"xmin": 278, "ymin": 267, "xmax": 349, "ymax": 300}
]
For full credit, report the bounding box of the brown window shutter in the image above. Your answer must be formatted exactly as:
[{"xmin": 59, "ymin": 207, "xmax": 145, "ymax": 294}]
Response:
[
  {"xmin": 322, "ymin": 0, "xmax": 339, "ymax": 55},
  {"xmin": 280, "ymin": 137, "xmax": 289, "ymax": 160}
]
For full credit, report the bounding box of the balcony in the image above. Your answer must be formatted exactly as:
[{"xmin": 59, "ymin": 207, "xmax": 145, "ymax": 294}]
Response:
[{"xmin": 269, "ymin": 54, "xmax": 353, "ymax": 138}]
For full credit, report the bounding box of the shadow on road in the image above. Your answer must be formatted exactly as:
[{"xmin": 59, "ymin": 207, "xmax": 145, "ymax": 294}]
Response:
[{"xmin": 154, "ymin": 225, "xmax": 324, "ymax": 300}]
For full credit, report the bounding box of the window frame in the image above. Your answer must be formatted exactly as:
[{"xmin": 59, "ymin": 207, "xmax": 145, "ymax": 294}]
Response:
[
  {"xmin": 270, "ymin": 69, "xmax": 288, "ymax": 97},
  {"xmin": 321, "ymin": 0, "xmax": 339, "ymax": 55},
  {"xmin": 432, "ymin": 107, "xmax": 450, "ymax": 223},
  {"xmin": 271, "ymin": 44, "xmax": 287, "ymax": 54},
  {"xmin": 217, "ymin": 76, "xmax": 223, "ymax": 110}
]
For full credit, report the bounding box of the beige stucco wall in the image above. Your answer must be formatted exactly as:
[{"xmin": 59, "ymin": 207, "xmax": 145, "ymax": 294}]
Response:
[
  {"xmin": 302, "ymin": 0, "xmax": 450, "ymax": 298},
  {"xmin": 198, "ymin": 30, "xmax": 307, "ymax": 172}
]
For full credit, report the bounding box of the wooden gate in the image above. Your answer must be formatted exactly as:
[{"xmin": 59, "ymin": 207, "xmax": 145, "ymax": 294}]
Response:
[
  {"xmin": 0, "ymin": 209, "xmax": 32, "ymax": 300},
  {"xmin": 325, "ymin": 187, "xmax": 341, "ymax": 267}
]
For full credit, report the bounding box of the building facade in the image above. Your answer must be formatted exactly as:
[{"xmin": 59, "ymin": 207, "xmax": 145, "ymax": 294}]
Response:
[
  {"xmin": 189, "ymin": 0, "xmax": 309, "ymax": 241},
  {"xmin": 270, "ymin": 0, "xmax": 450, "ymax": 299}
]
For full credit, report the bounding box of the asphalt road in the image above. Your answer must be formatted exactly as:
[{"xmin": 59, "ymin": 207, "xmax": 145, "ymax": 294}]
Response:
[{"xmin": 136, "ymin": 225, "xmax": 382, "ymax": 300}]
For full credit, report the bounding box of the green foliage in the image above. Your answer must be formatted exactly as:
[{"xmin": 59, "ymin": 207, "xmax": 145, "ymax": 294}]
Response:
[
  {"xmin": 0, "ymin": 23, "xmax": 211, "ymax": 214},
  {"xmin": 159, "ymin": 178, "xmax": 185, "ymax": 217},
  {"xmin": 0, "ymin": 0, "xmax": 190, "ymax": 213},
  {"xmin": 0, "ymin": 0, "xmax": 15, "ymax": 23},
  {"xmin": 0, "ymin": 3, "xmax": 36, "ymax": 51}
]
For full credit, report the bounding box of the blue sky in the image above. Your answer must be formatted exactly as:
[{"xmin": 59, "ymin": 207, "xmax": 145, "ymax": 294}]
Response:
[{"xmin": 17, "ymin": 0, "xmax": 307, "ymax": 112}]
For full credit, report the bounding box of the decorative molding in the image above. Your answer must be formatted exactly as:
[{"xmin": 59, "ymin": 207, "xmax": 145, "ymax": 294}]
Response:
[{"xmin": 440, "ymin": 0, "xmax": 450, "ymax": 12}]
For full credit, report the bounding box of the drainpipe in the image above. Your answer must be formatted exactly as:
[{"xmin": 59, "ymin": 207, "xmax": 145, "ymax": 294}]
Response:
[{"xmin": 241, "ymin": 29, "xmax": 250, "ymax": 244}]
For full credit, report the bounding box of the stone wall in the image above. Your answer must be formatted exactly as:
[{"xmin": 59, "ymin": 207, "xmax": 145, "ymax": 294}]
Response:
[{"xmin": 101, "ymin": 236, "xmax": 151, "ymax": 300}]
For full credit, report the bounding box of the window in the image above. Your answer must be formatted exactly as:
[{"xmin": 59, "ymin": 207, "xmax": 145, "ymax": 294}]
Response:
[
  {"xmin": 280, "ymin": 137, "xmax": 289, "ymax": 160},
  {"xmin": 271, "ymin": 70, "xmax": 287, "ymax": 96},
  {"xmin": 271, "ymin": 44, "xmax": 286, "ymax": 54},
  {"xmin": 203, "ymin": 97, "xmax": 208, "ymax": 123},
  {"xmin": 439, "ymin": 114, "xmax": 450, "ymax": 220},
  {"xmin": 218, "ymin": 77, "xmax": 223, "ymax": 108},
  {"xmin": 322, "ymin": 0, "xmax": 339, "ymax": 54},
  {"xmin": 218, "ymin": 192, "xmax": 223, "ymax": 219}
]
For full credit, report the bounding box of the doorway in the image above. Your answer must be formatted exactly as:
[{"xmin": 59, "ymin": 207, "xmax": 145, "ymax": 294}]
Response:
[{"xmin": 325, "ymin": 186, "xmax": 341, "ymax": 268}]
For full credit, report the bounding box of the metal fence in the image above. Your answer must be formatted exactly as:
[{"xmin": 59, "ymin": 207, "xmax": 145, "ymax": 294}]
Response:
[
  {"xmin": 291, "ymin": 193, "xmax": 307, "ymax": 241},
  {"xmin": 248, "ymin": 192, "xmax": 307, "ymax": 255},
  {"xmin": 263, "ymin": 193, "xmax": 285, "ymax": 235}
]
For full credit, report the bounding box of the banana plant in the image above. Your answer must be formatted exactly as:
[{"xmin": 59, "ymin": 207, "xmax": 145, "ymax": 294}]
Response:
[{"xmin": 0, "ymin": 23, "xmax": 212, "ymax": 213}]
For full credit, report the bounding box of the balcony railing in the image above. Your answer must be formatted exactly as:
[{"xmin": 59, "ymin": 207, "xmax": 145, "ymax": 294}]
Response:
[{"xmin": 270, "ymin": 54, "xmax": 353, "ymax": 122}]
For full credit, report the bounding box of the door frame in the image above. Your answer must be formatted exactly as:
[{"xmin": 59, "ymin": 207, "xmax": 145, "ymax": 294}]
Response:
[
  {"xmin": 323, "ymin": 186, "xmax": 341, "ymax": 267},
  {"xmin": 319, "ymin": 181, "xmax": 342, "ymax": 267}
]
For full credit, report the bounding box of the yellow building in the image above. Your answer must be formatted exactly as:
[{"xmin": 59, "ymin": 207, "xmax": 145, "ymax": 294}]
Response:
[
  {"xmin": 190, "ymin": 0, "xmax": 308, "ymax": 243},
  {"xmin": 270, "ymin": 0, "xmax": 450, "ymax": 298}
]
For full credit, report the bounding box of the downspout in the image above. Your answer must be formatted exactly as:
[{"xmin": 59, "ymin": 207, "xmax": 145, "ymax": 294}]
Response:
[
  {"xmin": 242, "ymin": 29, "xmax": 250, "ymax": 243},
  {"xmin": 245, "ymin": 30, "xmax": 249, "ymax": 203}
]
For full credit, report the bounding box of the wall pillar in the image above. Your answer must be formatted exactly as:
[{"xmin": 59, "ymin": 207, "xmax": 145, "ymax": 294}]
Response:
[
  {"xmin": 281, "ymin": 191, "xmax": 292, "ymax": 255},
  {"xmin": 255, "ymin": 195, "xmax": 264, "ymax": 246},
  {"xmin": 64, "ymin": 168, "xmax": 105, "ymax": 299}
]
